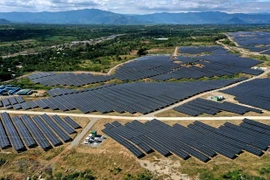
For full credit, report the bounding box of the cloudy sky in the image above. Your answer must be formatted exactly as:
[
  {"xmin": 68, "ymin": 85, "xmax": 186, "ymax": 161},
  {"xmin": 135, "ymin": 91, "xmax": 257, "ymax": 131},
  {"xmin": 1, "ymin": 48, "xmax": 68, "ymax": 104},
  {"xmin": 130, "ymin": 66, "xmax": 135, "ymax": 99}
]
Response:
[{"xmin": 0, "ymin": 0, "xmax": 269, "ymax": 14}]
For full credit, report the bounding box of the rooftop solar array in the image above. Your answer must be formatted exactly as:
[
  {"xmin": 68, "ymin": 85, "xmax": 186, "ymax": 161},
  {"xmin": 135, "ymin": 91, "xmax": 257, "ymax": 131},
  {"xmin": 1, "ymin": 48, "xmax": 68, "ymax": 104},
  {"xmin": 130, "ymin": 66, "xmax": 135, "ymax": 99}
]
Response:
[
  {"xmin": 221, "ymin": 78, "xmax": 270, "ymax": 111},
  {"xmin": 0, "ymin": 113, "xmax": 81, "ymax": 152},
  {"xmin": 227, "ymin": 32, "xmax": 270, "ymax": 53},
  {"xmin": 173, "ymin": 98, "xmax": 262, "ymax": 116},
  {"xmin": 103, "ymin": 119, "xmax": 270, "ymax": 162},
  {"xmin": 28, "ymin": 72, "xmax": 113, "ymax": 87},
  {"xmin": 28, "ymin": 78, "xmax": 246, "ymax": 114}
]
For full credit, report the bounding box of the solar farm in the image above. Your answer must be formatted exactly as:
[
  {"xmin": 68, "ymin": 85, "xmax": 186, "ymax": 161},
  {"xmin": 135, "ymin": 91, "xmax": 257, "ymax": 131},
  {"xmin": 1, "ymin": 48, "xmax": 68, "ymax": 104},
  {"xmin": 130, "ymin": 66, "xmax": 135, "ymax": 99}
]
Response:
[
  {"xmin": 221, "ymin": 79, "xmax": 270, "ymax": 111},
  {"xmin": 173, "ymin": 98, "xmax": 262, "ymax": 116},
  {"xmin": 27, "ymin": 46, "xmax": 263, "ymax": 86},
  {"xmin": 0, "ymin": 112, "xmax": 81, "ymax": 152},
  {"xmin": 28, "ymin": 72, "xmax": 113, "ymax": 87},
  {"xmin": 227, "ymin": 32, "xmax": 270, "ymax": 54},
  {"xmin": 1, "ymin": 37, "xmax": 269, "ymax": 179},
  {"xmin": 102, "ymin": 119, "xmax": 270, "ymax": 162},
  {"xmin": 23, "ymin": 78, "xmax": 246, "ymax": 114},
  {"xmin": 0, "ymin": 96, "xmax": 26, "ymax": 110}
]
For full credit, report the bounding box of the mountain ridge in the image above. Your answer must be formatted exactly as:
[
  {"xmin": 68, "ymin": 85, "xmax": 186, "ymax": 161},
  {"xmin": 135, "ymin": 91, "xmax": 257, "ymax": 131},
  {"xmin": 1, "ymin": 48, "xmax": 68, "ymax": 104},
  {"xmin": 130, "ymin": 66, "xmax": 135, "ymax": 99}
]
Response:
[
  {"xmin": 0, "ymin": 18, "xmax": 11, "ymax": 24},
  {"xmin": 0, "ymin": 9, "xmax": 269, "ymax": 24}
]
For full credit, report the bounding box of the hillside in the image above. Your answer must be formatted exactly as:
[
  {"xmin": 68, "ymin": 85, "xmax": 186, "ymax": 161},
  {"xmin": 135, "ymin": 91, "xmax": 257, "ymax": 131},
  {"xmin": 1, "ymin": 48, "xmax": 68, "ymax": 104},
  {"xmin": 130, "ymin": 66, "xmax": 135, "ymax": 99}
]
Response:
[
  {"xmin": 0, "ymin": 18, "xmax": 11, "ymax": 24},
  {"xmin": 0, "ymin": 9, "xmax": 269, "ymax": 24}
]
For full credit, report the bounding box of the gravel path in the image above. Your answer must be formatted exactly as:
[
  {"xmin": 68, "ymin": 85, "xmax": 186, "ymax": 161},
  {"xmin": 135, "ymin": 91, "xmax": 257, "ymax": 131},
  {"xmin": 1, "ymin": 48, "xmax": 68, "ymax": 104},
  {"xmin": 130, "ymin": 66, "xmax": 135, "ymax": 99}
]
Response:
[{"xmin": 71, "ymin": 118, "xmax": 99, "ymax": 147}]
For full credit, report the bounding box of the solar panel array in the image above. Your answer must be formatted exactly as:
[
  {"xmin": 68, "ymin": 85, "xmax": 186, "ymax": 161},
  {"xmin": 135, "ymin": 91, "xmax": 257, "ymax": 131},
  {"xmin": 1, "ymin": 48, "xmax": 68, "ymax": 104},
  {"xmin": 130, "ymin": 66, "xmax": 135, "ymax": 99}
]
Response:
[
  {"xmin": 113, "ymin": 56, "xmax": 180, "ymax": 81},
  {"xmin": 221, "ymin": 79, "xmax": 270, "ymax": 111},
  {"xmin": 29, "ymin": 47, "xmax": 263, "ymax": 85},
  {"xmin": 103, "ymin": 119, "xmax": 270, "ymax": 162},
  {"xmin": 0, "ymin": 112, "xmax": 81, "ymax": 152},
  {"xmin": 114, "ymin": 47, "xmax": 262, "ymax": 82},
  {"xmin": 28, "ymin": 72, "xmax": 113, "ymax": 87},
  {"xmin": 27, "ymin": 78, "xmax": 246, "ymax": 114},
  {"xmin": 179, "ymin": 46, "xmax": 228, "ymax": 55},
  {"xmin": 173, "ymin": 98, "xmax": 262, "ymax": 116},
  {"xmin": 47, "ymin": 84, "xmax": 115, "ymax": 97},
  {"xmin": 227, "ymin": 32, "xmax": 270, "ymax": 53},
  {"xmin": 0, "ymin": 96, "xmax": 26, "ymax": 110}
]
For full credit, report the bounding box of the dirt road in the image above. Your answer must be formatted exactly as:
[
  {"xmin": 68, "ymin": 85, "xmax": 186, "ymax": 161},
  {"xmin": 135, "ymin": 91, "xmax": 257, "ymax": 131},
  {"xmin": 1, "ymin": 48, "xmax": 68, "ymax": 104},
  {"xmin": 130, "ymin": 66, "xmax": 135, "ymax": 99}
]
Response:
[
  {"xmin": 172, "ymin": 46, "xmax": 179, "ymax": 58},
  {"xmin": 1, "ymin": 109, "xmax": 269, "ymax": 121}
]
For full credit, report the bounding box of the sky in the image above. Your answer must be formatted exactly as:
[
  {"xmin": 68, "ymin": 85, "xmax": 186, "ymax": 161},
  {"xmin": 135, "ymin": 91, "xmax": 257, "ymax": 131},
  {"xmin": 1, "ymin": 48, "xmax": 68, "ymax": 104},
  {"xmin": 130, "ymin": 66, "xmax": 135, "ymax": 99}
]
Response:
[{"xmin": 0, "ymin": 0, "xmax": 269, "ymax": 14}]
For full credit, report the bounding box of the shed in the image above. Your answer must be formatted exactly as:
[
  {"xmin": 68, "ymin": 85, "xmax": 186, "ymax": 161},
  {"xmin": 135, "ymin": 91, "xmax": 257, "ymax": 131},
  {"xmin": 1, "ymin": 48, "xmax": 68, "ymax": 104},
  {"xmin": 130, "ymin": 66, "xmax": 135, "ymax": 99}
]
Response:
[
  {"xmin": 91, "ymin": 130, "xmax": 97, "ymax": 137},
  {"xmin": 16, "ymin": 89, "xmax": 32, "ymax": 95}
]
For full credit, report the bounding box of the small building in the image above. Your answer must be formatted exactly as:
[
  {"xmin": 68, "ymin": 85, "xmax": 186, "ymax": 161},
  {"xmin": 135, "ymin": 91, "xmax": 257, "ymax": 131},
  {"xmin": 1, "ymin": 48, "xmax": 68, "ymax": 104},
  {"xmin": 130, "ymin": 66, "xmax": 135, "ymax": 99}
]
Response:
[
  {"xmin": 84, "ymin": 130, "xmax": 106, "ymax": 146},
  {"xmin": 0, "ymin": 86, "xmax": 20, "ymax": 95},
  {"xmin": 209, "ymin": 96, "xmax": 224, "ymax": 102},
  {"xmin": 155, "ymin": 38, "xmax": 169, "ymax": 41},
  {"xmin": 91, "ymin": 130, "xmax": 97, "ymax": 137},
  {"xmin": 16, "ymin": 89, "xmax": 32, "ymax": 95}
]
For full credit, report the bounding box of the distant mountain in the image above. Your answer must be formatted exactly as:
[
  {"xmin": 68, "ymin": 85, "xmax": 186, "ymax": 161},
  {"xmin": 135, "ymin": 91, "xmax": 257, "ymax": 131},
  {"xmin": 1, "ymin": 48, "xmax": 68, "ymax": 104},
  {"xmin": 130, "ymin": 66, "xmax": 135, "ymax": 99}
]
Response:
[
  {"xmin": 225, "ymin": 17, "xmax": 247, "ymax": 24},
  {"xmin": 0, "ymin": 9, "xmax": 269, "ymax": 24},
  {"xmin": 0, "ymin": 18, "xmax": 11, "ymax": 24}
]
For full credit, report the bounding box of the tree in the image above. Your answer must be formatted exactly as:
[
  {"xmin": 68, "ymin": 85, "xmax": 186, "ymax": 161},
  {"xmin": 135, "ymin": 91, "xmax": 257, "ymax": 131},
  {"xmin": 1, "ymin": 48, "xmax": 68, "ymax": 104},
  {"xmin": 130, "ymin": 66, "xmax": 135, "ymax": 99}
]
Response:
[{"xmin": 137, "ymin": 48, "xmax": 148, "ymax": 57}]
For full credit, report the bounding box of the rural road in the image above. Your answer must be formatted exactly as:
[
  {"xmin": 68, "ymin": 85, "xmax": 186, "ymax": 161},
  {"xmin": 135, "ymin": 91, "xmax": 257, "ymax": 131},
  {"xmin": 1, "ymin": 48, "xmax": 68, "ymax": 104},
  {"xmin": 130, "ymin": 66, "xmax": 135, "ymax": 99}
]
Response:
[
  {"xmin": 172, "ymin": 46, "xmax": 179, "ymax": 58},
  {"xmin": 224, "ymin": 33, "xmax": 240, "ymax": 47},
  {"xmin": 0, "ymin": 110, "xmax": 269, "ymax": 121}
]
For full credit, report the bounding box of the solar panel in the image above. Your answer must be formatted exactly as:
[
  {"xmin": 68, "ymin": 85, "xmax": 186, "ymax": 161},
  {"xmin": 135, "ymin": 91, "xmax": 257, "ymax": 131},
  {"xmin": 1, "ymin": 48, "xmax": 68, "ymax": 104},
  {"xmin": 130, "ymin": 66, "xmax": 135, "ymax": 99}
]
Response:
[
  {"xmin": 40, "ymin": 114, "xmax": 72, "ymax": 142},
  {"xmin": 33, "ymin": 78, "xmax": 246, "ymax": 114},
  {"xmin": 32, "ymin": 116, "xmax": 63, "ymax": 146},
  {"xmin": 16, "ymin": 96, "xmax": 25, "ymax": 103},
  {"xmin": 0, "ymin": 113, "xmax": 26, "ymax": 151},
  {"xmin": 0, "ymin": 116, "xmax": 11, "ymax": 149},
  {"xmin": 173, "ymin": 98, "xmax": 262, "ymax": 116},
  {"xmin": 29, "ymin": 72, "xmax": 113, "ymax": 87},
  {"xmin": 51, "ymin": 115, "xmax": 76, "ymax": 134},
  {"xmin": 63, "ymin": 116, "xmax": 81, "ymax": 129},
  {"xmin": 103, "ymin": 119, "xmax": 270, "ymax": 162},
  {"xmin": 12, "ymin": 116, "xmax": 37, "ymax": 148},
  {"xmin": 20, "ymin": 115, "xmax": 52, "ymax": 150}
]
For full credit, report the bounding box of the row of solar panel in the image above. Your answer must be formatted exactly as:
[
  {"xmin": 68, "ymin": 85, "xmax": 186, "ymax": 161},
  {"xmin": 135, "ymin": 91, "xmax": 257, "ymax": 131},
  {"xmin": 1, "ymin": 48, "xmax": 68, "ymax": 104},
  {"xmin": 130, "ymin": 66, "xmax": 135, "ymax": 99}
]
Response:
[
  {"xmin": 152, "ymin": 62, "xmax": 262, "ymax": 81},
  {"xmin": 173, "ymin": 98, "xmax": 262, "ymax": 116},
  {"xmin": 0, "ymin": 96, "xmax": 26, "ymax": 110},
  {"xmin": 179, "ymin": 46, "xmax": 225, "ymax": 54},
  {"xmin": 47, "ymin": 84, "xmax": 116, "ymax": 97},
  {"xmin": 102, "ymin": 119, "xmax": 270, "ymax": 162},
  {"xmin": 29, "ymin": 72, "xmax": 113, "ymax": 87},
  {"xmin": 0, "ymin": 112, "xmax": 81, "ymax": 152},
  {"xmin": 221, "ymin": 79, "xmax": 270, "ymax": 111},
  {"xmin": 26, "ymin": 78, "xmax": 246, "ymax": 114},
  {"xmin": 115, "ymin": 51, "xmax": 261, "ymax": 82},
  {"xmin": 227, "ymin": 32, "xmax": 270, "ymax": 54}
]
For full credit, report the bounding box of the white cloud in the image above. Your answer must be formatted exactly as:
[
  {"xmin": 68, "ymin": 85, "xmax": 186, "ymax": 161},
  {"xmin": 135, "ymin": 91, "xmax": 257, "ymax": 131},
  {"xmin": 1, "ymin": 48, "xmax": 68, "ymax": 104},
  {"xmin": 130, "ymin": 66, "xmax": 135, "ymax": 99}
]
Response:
[{"xmin": 0, "ymin": 0, "xmax": 269, "ymax": 13}]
